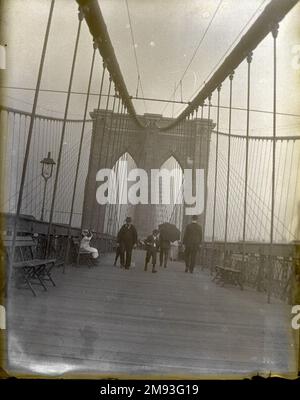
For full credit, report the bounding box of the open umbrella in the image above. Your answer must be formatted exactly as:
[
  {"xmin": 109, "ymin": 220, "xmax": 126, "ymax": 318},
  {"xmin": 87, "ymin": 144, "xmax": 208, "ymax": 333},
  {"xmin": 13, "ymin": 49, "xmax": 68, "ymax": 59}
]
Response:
[{"xmin": 159, "ymin": 223, "xmax": 180, "ymax": 242}]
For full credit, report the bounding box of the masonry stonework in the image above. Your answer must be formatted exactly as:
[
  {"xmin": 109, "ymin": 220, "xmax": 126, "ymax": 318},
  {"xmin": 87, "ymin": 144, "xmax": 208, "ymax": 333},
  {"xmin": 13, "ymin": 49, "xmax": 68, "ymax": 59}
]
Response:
[{"xmin": 82, "ymin": 110, "xmax": 214, "ymax": 237}]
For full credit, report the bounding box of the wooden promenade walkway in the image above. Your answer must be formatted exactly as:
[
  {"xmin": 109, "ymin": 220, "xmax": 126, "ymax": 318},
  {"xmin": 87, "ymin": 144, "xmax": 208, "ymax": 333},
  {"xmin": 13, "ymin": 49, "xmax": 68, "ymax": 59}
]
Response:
[{"xmin": 5, "ymin": 250, "xmax": 298, "ymax": 378}]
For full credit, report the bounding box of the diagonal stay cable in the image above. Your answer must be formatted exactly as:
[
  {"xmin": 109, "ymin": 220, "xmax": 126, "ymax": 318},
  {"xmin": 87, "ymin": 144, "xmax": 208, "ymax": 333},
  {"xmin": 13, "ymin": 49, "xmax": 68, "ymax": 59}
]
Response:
[
  {"xmin": 179, "ymin": 0, "xmax": 268, "ymax": 113},
  {"xmin": 125, "ymin": 0, "xmax": 147, "ymax": 113}
]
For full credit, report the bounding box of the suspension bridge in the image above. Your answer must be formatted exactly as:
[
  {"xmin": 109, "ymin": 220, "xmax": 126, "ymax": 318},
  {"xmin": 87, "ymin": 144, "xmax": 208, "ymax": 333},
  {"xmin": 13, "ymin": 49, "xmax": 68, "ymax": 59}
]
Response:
[{"xmin": 0, "ymin": 0, "xmax": 299, "ymax": 377}]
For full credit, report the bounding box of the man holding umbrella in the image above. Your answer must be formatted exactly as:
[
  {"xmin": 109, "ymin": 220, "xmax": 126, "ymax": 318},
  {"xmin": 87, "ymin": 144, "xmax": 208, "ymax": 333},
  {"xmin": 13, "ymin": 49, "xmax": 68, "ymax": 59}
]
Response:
[{"xmin": 183, "ymin": 215, "xmax": 202, "ymax": 273}]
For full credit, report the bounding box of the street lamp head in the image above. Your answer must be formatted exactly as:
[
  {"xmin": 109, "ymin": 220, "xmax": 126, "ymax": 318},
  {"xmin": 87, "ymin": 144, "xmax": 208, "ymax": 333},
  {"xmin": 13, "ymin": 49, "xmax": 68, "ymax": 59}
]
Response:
[{"xmin": 41, "ymin": 151, "xmax": 55, "ymax": 180}]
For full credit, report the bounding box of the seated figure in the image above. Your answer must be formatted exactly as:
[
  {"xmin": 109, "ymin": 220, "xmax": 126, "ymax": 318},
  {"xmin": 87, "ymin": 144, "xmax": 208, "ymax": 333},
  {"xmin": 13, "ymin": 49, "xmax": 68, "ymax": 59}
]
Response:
[{"xmin": 80, "ymin": 229, "xmax": 99, "ymax": 259}]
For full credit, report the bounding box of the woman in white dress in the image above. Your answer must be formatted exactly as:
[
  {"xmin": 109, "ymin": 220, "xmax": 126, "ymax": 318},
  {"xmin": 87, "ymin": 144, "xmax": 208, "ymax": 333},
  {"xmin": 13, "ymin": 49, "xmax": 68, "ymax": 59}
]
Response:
[{"xmin": 80, "ymin": 229, "xmax": 99, "ymax": 259}]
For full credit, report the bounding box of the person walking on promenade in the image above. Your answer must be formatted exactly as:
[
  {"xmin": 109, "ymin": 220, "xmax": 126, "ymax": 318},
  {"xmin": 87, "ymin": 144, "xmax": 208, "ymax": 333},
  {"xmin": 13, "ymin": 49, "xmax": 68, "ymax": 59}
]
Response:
[
  {"xmin": 183, "ymin": 215, "xmax": 202, "ymax": 273},
  {"xmin": 117, "ymin": 216, "xmax": 137, "ymax": 269},
  {"xmin": 144, "ymin": 229, "xmax": 160, "ymax": 273}
]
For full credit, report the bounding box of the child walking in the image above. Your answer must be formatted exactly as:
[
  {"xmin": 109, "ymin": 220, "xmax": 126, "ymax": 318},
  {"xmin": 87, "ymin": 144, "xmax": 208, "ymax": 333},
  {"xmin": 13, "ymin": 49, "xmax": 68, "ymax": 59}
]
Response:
[{"xmin": 144, "ymin": 229, "xmax": 160, "ymax": 273}]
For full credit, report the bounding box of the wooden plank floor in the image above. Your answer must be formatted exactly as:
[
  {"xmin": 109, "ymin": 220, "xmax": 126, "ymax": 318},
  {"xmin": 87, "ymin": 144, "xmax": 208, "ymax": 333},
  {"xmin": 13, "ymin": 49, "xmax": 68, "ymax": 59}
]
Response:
[{"xmin": 4, "ymin": 250, "xmax": 298, "ymax": 378}]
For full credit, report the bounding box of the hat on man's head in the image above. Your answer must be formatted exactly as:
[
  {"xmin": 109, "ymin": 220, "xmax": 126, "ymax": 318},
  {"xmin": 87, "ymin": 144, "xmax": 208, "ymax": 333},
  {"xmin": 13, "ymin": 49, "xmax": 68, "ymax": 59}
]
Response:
[{"xmin": 125, "ymin": 216, "xmax": 132, "ymax": 223}]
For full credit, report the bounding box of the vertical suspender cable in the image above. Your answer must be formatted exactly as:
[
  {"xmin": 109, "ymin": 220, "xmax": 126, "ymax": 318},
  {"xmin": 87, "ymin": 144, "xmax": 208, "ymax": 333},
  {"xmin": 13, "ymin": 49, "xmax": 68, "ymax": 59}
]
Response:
[
  {"xmin": 242, "ymin": 52, "xmax": 253, "ymax": 275},
  {"xmin": 84, "ymin": 62, "xmax": 106, "ymax": 230},
  {"xmin": 283, "ymin": 141, "xmax": 295, "ymax": 239},
  {"xmin": 203, "ymin": 94, "xmax": 212, "ymax": 244},
  {"xmin": 212, "ymin": 85, "xmax": 221, "ymax": 245},
  {"xmin": 116, "ymin": 103, "xmax": 125, "ymax": 156},
  {"xmin": 193, "ymin": 107, "xmax": 198, "ymax": 171},
  {"xmin": 95, "ymin": 77, "xmax": 112, "ymax": 233},
  {"xmin": 113, "ymin": 102, "xmax": 125, "ymax": 234},
  {"xmin": 224, "ymin": 72, "xmax": 234, "ymax": 255},
  {"xmin": 105, "ymin": 90, "xmax": 118, "ymax": 234},
  {"xmin": 97, "ymin": 63, "xmax": 107, "ymax": 109},
  {"xmin": 110, "ymin": 97, "xmax": 122, "ymax": 235}
]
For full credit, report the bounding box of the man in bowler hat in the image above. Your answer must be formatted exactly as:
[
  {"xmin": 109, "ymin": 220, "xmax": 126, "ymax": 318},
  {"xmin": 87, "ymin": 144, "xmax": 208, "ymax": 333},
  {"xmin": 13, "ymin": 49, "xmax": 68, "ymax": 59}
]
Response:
[
  {"xmin": 183, "ymin": 215, "xmax": 202, "ymax": 273},
  {"xmin": 117, "ymin": 216, "xmax": 138, "ymax": 269}
]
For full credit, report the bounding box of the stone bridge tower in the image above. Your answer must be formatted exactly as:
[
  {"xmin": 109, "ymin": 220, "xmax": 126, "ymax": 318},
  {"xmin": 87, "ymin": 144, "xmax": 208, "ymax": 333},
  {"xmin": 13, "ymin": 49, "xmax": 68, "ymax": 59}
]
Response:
[{"xmin": 82, "ymin": 110, "xmax": 215, "ymax": 238}]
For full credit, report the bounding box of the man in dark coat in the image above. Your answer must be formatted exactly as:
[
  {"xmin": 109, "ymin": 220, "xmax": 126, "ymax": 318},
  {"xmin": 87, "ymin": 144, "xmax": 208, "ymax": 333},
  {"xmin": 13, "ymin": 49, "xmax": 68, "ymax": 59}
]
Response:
[
  {"xmin": 144, "ymin": 229, "xmax": 160, "ymax": 273},
  {"xmin": 183, "ymin": 215, "xmax": 202, "ymax": 273},
  {"xmin": 159, "ymin": 229, "xmax": 171, "ymax": 268},
  {"xmin": 117, "ymin": 216, "xmax": 138, "ymax": 269}
]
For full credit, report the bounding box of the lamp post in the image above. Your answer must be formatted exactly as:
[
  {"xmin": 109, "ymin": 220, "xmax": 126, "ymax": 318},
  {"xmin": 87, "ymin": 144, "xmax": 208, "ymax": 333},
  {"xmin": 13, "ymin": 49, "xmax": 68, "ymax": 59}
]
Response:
[{"xmin": 40, "ymin": 152, "xmax": 55, "ymax": 221}]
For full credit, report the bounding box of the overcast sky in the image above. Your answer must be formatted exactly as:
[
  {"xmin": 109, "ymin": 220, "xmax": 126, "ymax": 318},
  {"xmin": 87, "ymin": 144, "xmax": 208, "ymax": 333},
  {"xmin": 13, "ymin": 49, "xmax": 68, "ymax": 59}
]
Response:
[
  {"xmin": 1, "ymin": 0, "xmax": 299, "ymax": 136},
  {"xmin": 0, "ymin": 0, "xmax": 299, "ymax": 240}
]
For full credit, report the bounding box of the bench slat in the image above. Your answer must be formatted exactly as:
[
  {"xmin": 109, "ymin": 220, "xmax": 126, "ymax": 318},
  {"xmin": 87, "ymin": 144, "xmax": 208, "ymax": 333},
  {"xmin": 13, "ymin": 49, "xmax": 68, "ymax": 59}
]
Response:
[{"xmin": 4, "ymin": 238, "xmax": 36, "ymax": 247}]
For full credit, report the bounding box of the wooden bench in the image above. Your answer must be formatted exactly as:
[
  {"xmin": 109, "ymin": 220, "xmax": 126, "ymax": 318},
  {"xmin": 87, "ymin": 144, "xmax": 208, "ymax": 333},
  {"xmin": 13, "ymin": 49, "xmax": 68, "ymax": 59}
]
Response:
[
  {"xmin": 72, "ymin": 237, "xmax": 97, "ymax": 267},
  {"xmin": 213, "ymin": 253, "xmax": 244, "ymax": 290},
  {"xmin": 4, "ymin": 236, "xmax": 57, "ymax": 297}
]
